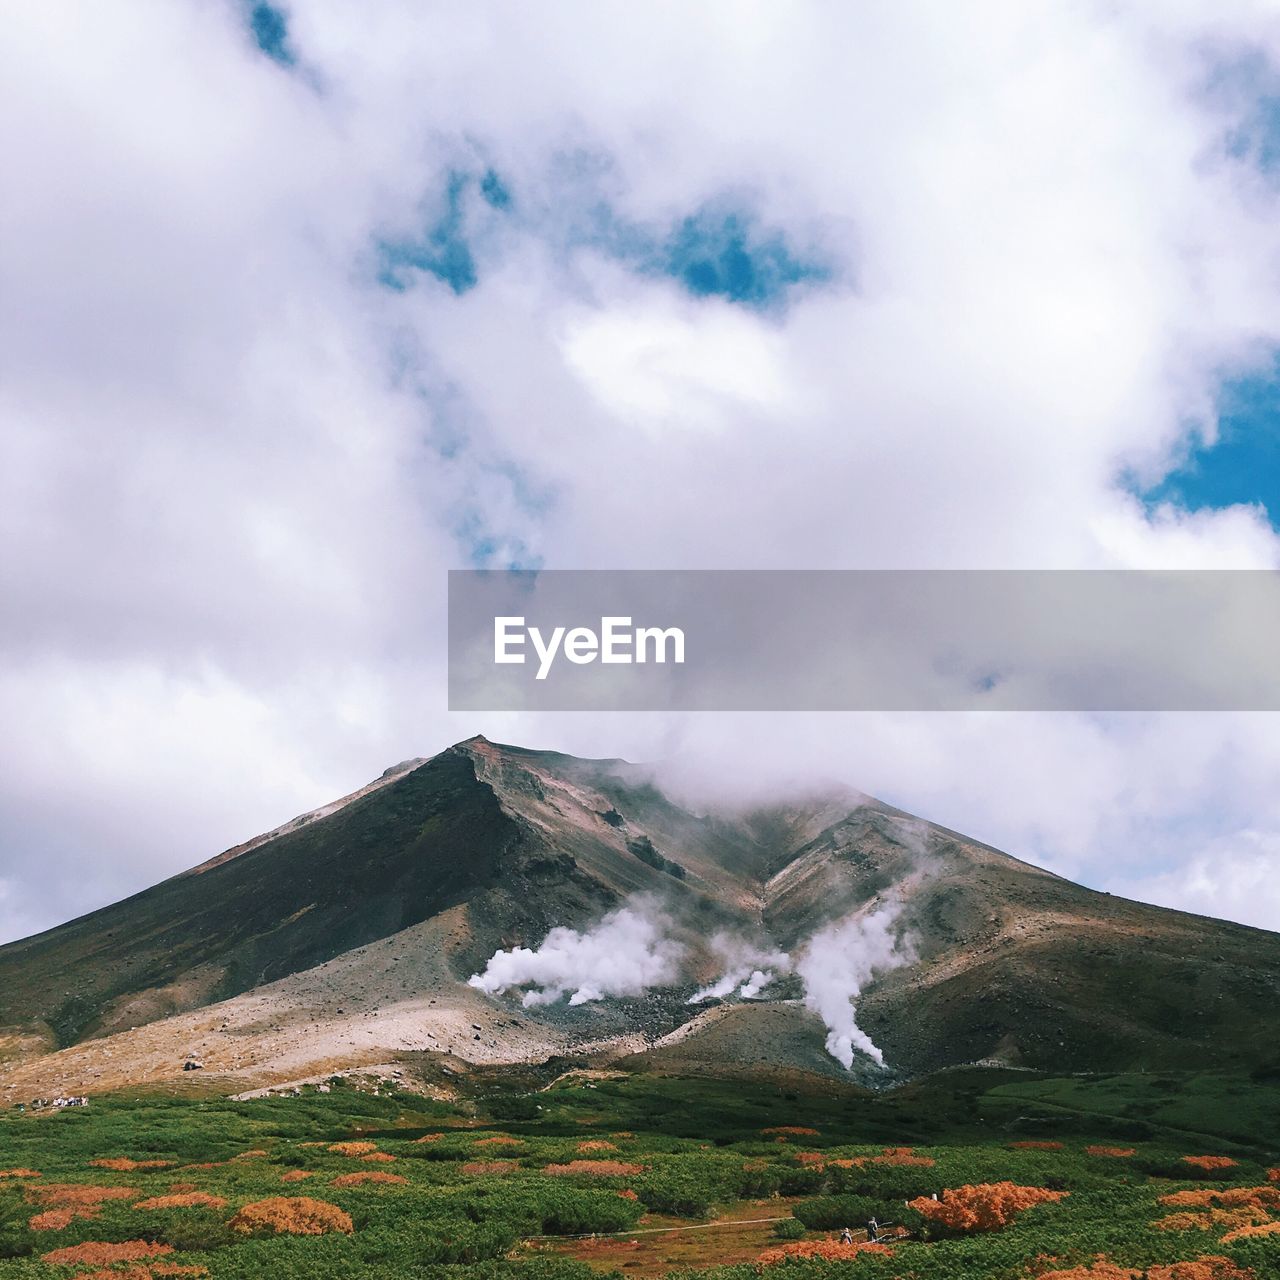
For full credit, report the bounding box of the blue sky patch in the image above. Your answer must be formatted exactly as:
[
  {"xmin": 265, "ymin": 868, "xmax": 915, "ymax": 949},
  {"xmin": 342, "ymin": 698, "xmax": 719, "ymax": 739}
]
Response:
[
  {"xmin": 1139, "ymin": 365, "xmax": 1280, "ymax": 526},
  {"xmin": 480, "ymin": 169, "xmax": 513, "ymax": 211},
  {"xmin": 452, "ymin": 510, "xmax": 544, "ymax": 571},
  {"xmin": 378, "ymin": 172, "xmax": 480, "ymax": 295},
  {"xmin": 565, "ymin": 193, "xmax": 834, "ymax": 310},
  {"xmin": 660, "ymin": 207, "xmax": 831, "ymax": 308},
  {"xmin": 1204, "ymin": 49, "xmax": 1280, "ymax": 176},
  {"xmin": 456, "ymin": 459, "xmax": 554, "ymax": 570},
  {"xmin": 248, "ymin": 2, "xmax": 295, "ymax": 66},
  {"xmin": 375, "ymin": 159, "xmax": 832, "ymax": 312},
  {"xmin": 377, "ymin": 169, "xmax": 520, "ymax": 295},
  {"xmin": 1225, "ymin": 95, "xmax": 1280, "ymax": 173}
]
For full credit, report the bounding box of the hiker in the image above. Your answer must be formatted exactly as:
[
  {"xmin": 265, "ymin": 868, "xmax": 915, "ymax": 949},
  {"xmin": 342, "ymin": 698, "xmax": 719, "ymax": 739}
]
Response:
[
  {"xmin": 866, "ymin": 1217, "xmax": 879, "ymax": 1243},
  {"xmin": 839, "ymin": 1227, "xmax": 853, "ymax": 1245}
]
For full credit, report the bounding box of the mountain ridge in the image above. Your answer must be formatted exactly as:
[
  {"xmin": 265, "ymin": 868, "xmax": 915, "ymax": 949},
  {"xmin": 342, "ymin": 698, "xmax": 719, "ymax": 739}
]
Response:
[{"xmin": 1, "ymin": 736, "xmax": 1277, "ymax": 1100}]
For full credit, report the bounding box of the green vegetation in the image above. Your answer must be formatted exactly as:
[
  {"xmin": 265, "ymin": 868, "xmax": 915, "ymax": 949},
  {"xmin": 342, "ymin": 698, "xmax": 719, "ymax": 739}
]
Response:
[{"xmin": 0, "ymin": 1068, "xmax": 1276, "ymax": 1279}]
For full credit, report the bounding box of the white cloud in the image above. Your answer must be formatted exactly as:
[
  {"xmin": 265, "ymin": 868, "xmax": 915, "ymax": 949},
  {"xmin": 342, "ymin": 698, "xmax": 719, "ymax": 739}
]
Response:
[
  {"xmin": 1112, "ymin": 830, "xmax": 1280, "ymax": 932},
  {"xmin": 3, "ymin": 2, "xmax": 1280, "ymax": 940},
  {"xmin": 468, "ymin": 899, "xmax": 684, "ymax": 1006},
  {"xmin": 561, "ymin": 288, "xmax": 797, "ymax": 434},
  {"xmin": 796, "ymin": 904, "xmax": 915, "ymax": 1068}
]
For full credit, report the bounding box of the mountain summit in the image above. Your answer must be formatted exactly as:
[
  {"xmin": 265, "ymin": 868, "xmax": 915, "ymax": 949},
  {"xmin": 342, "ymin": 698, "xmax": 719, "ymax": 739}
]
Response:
[{"xmin": 1, "ymin": 737, "xmax": 1278, "ymax": 1098}]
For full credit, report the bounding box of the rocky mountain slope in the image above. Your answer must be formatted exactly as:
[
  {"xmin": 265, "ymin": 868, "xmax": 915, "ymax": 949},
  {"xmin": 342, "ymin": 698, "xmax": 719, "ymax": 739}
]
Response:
[{"xmin": 1, "ymin": 736, "xmax": 1277, "ymax": 1098}]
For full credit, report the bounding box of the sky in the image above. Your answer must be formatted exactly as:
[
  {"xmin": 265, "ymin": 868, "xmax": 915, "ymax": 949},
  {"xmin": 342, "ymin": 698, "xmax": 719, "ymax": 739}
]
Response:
[{"xmin": 3, "ymin": 1, "xmax": 1280, "ymax": 943}]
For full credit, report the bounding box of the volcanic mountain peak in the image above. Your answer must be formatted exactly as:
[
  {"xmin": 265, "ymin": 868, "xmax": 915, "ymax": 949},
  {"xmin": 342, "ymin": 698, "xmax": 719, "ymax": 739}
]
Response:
[{"xmin": 0, "ymin": 735, "xmax": 1277, "ymax": 1100}]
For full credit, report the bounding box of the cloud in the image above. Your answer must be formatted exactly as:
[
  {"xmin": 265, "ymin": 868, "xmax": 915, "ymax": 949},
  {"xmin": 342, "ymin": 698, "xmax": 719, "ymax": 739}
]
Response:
[
  {"xmin": 5, "ymin": 2, "xmax": 1280, "ymax": 942},
  {"xmin": 560, "ymin": 286, "xmax": 798, "ymax": 433},
  {"xmin": 468, "ymin": 900, "xmax": 918, "ymax": 1072},
  {"xmin": 689, "ymin": 935, "xmax": 793, "ymax": 1003},
  {"xmin": 468, "ymin": 899, "xmax": 684, "ymax": 1006},
  {"xmin": 794, "ymin": 904, "xmax": 915, "ymax": 1068},
  {"xmin": 1110, "ymin": 830, "xmax": 1280, "ymax": 932}
]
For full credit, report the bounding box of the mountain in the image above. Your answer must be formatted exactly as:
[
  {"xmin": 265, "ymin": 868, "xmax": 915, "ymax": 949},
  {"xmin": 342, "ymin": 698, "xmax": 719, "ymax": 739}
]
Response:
[{"xmin": 1, "ymin": 736, "xmax": 1278, "ymax": 1100}]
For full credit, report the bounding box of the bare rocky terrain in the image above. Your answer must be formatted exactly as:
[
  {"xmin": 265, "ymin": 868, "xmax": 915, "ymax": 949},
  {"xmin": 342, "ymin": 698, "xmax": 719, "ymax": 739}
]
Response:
[{"xmin": 2, "ymin": 735, "xmax": 1278, "ymax": 1100}]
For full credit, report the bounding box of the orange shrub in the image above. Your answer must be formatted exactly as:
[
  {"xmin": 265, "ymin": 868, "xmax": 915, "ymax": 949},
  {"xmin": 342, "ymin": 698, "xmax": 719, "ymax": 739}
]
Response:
[
  {"xmin": 909, "ymin": 1182, "xmax": 1068, "ymax": 1233},
  {"xmin": 1011, "ymin": 1141, "xmax": 1063, "ymax": 1151},
  {"xmin": 1155, "ymin": 1209, "xmax": 1265, "ymax": 1234},
  {"xmin": 1158, "ymin": 1187, "xmax": 1280, "ymax": 1211},
  {"xmin": 73, "ymin": 1270, "xmax": 153, "ymax": 1280},
  {"xmin": 1182, "ymin": 1156, "xmax": 1238, "ymax": 1172},
  {"xmin": 228, "ymin": 1196, "xmax": 354, "ymax": 1236},
  {"xmin": 90, "ymin": 1158, "xmax": 173, "ymax": 1171},
  {"xmin": 331, "ymin": 1172, "xmax": 408, "ymax": 1187},
  {"xmin": 1154, "ymin": 1184, "xmax": 1280, "ymax": 1234},
  {"xmin": 29, "ymin": 1184, "xmax": 140, "ymax": 1206},
  {"xmin": 413, "ymin": 1134, "xmax": 443, "ymax": 1145},
  {"xmin": 795, "ymin": 1152, "xmax": 826, "ymax": 1167},
  {"xmin": 461, "ymin": 1161, "xmax": 519, "ymax": 1176},
  {"xmin": 41, "ymin": 1241, "xmax": 174, "ymax": 1266},
  {"xmin": 1036, "ymin": 1258, "xmax": 1256, "ymax": 1280},
  {"xmin": 30, "ymin": 1211, "xmax": 81, "ymax": 1231},
  {"xmin": 76, "ymin": 1266, "xmax": 210, "ymax": 1280},
  {"xmin": 135, "ymin": 1187, "xmax": 227, "ymax": 1208},
  {"xmin": 1148, "ymin": 1261, "xmax": 1257, "ymax": 1280},
  {"xmin": 474, "ymin": 1136, "xmax": 523, "ymax": 1148},
  {"xmin": 875, "ymin": 1147, "xmax": 935, "ymax": 1167},
  {"xmin": 1034, "ymin": 1259, "xmax": 1137, "ymax": 1280},
  {"xmin": 281, "ymin": 1170, "xmax": 314, "ymax": 1182},
  {"xmin": 327, "ymin": 1142, "xmax": 378, "ymax": 1157},
  {"xmin": 762, "ymin": 1127, "xmax": 820, "ymax": 1137},
  {"xmin": 758, "ymin": 1240, "xmax": 893, "ymax": 1264},
  {"xmin": 1086, "ymin": 1146, "xmax": 1135, "ymax": 1158},
  {"xmin": 236, "ymin": 1150, "xmax": 268, "ymax": 1159},
  {"xmin": 1267, "ymin": 1168, "xmax": 1280, "ymax": 1184},
  {"xmin": 542, "ymin": 1160, "xmax": 645, "ymax": 1177},
  {"xmin": 578, "ymin": 1140, "xmax": 619, "ymax": 1152},
  {"xmin": 167, "ymin": 1182, "xmax": 198, "ymax": 1193},
  {"xmin": 1223, "ymin": 1220, "xmax": 1280, "ymax": 1242},
  {"xmin": 132, "ymin": 1193, "xmax": 226, "ymax": 1210},
  {"xmin": 0, "ymin": 1169, "xmax": 40, "ymax": 1178},
  {"xmin": 831, "ymin": 1147, "xmax": 936, "ymax": 1169},
  {"xmin": 361, "ymin": 1152, "xmax": 396, "ymax": 1163},
  {"xmin": 27, "ymin": 1183, "xmax": 137, "ymax": 1229},
  {"xmin": 617, "ymin": 1189, "xmax": 639, "ymax": 1200}
]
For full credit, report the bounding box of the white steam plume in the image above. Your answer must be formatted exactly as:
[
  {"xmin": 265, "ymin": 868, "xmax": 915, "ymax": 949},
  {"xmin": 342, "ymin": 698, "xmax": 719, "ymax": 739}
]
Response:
[
  {"xmin": 688, "ymin": 934, "xmax": 793, "ymax": 1003},
  {"xmin": 468, "ymin": 898, "xmax": 683, "ymax": 1007},
  {"xmin": 795, "ymin": 903, "xmax": 915, "ymax": 1069}
]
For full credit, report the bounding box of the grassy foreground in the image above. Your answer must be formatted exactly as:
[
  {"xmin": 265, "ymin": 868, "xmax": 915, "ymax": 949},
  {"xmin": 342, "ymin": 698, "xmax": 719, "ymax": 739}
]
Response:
[{"xmin": 0, "ymin": 1067, "xmax": 1277, "ymax": 1280}]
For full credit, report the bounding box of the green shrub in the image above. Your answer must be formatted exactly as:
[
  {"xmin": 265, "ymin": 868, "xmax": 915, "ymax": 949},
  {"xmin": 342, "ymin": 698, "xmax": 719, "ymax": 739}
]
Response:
[
  {"xmin": 457, "ymin": 1184, "xmax": 643, "ymax": 1236},
  {"xmin": 489, "ymin": 1096, "xmax": 541, "ymax": 1122},
  {"xmin": 770, "ymin": 1165, "xmax": 828, "ymax": 1196},
  {"xmin": 792, "ymin": 1194, "xmax": 902, "ymax": 1230},
  {"xmin": 156, "ymin": 1209, "xmax": 239, "ymax": 1252},
  {"xmin": 826, "ymin": 1162, "xmax": 937, "ymax": 1200},
  {"xmin": 0, "ymin": 1194, "xmax": 33, "ymax": 1260},
  {"xmin": 410, "ymin": 1221, "xmax": 518, "ymax": 1264},
  {"xmin": 415, "ymin": 1258, "xmax": 602, "ymax": 1280},
  {"xmin": 772, "ymin": 1216, "xmax": 806, "ymax": 1240}
]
